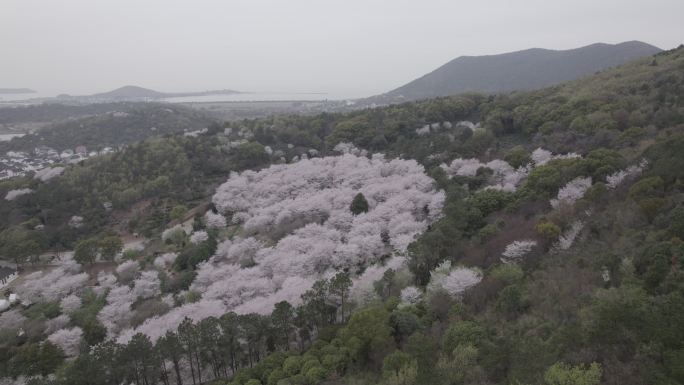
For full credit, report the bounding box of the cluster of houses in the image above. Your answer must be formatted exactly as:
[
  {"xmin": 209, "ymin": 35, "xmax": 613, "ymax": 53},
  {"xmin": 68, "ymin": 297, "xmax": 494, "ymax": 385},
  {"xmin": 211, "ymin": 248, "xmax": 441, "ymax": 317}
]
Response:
[
  {"xmin": 0, "ymin": 266, "xmax": 17, "ymax": 288},
  {"xmin": 0, "ymin": 266, "xmax": 19, "ymax": 313},
  {"xmin": 0, "ymin": 145, "xmax": 116, "ymax": 180}
]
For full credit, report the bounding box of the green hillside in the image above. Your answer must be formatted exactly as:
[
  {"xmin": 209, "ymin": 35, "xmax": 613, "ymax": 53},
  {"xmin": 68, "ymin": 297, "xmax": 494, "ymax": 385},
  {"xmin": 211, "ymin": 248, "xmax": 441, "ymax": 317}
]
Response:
[
  {"xmin": 1, "ymin": 46, "xmax": 683, "ymax": 385},
  {"xmin": 0, "ymin": 103, "xmax": 215, "ymax": 152}
]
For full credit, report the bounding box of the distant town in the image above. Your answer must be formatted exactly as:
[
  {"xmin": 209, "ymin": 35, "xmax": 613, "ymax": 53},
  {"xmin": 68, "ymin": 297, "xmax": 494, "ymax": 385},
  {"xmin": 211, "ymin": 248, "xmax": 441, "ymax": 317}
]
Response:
[{"xmin": 0, "ymin": 145, "xmax": 116, "ymax": 180}]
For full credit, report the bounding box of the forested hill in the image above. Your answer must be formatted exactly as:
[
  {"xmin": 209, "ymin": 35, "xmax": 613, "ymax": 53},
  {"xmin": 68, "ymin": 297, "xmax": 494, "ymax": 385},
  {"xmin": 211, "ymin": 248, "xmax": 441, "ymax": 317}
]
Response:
[
  {"xmin": 0, "ymin": 103, "xmax": 216, "ymax": 152},
  {"xmin": 0, "ymin": 46, "xmax": 683, "ymax": 385},
  {"xmin": 91, "ymin": 86, "xmax": 167, "ymax": 100},
  {"xmin": 371, "ymin": 40, "xmax": 661, "ymax": 103}
]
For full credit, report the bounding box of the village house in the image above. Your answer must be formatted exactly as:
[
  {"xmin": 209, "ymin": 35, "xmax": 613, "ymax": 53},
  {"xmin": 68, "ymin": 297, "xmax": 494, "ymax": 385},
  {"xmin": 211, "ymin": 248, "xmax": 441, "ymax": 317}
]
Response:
[{"xmin": 0, "ymin": 266, "xmax": 17, "ymax": 289}]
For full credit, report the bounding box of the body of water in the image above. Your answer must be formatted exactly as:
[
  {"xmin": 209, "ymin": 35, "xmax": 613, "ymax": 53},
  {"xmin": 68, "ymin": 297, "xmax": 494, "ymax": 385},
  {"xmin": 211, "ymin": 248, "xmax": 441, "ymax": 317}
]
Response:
[
  {"xmin": 162, "ymin": 92, "xmax": 347, "ymax": 103},
  {"xmin": 0, "ymin": 91, "xmax": 361, "ymax": 103},
  {"xmin": 0, "ymin": 91, "xmax": 53, "ymax": 102}
]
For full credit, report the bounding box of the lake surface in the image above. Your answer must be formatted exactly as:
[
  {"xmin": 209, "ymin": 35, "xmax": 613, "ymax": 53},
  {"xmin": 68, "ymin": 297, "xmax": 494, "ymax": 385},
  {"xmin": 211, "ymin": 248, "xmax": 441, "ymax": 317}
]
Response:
[
  {"xmin": 162, "ymin": 92, "xmax": 347, "ymax": 103},
  {"xmin": 0, "ymin": 91, "xmax": 357, "ymax": 103},
  {"xmin": 0, "ymin": 91, "xmax": 52, "ymax": 101}
]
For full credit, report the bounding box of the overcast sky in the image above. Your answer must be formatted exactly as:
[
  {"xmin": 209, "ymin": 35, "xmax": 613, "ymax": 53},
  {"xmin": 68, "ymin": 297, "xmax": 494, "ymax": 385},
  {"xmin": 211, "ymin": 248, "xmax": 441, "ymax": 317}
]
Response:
[{"xmin": 2, "ymin": 0, "xmax": 682, "ymax": 98}]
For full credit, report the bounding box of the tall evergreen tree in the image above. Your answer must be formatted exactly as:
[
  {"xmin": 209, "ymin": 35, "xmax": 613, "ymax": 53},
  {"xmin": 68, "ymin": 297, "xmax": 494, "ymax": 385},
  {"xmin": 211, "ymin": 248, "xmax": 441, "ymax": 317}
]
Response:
[{"xmin": 350, "ymin": 192, "xmax": 369, "ymax": 215}]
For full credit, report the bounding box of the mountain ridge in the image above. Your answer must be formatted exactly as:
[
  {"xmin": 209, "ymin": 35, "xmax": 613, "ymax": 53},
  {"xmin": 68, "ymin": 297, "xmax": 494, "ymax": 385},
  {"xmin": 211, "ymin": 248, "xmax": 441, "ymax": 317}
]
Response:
[
  {"xmin": 369, "ymin": 40, "xmax": 662, "ymax": 102},
  {"xmin": 24, "ymin": 85, "xmax": 243, "ymax": 103},
  {"xmin": 91, "ymin": 85, "xmax": 242, "ymax": 100}
]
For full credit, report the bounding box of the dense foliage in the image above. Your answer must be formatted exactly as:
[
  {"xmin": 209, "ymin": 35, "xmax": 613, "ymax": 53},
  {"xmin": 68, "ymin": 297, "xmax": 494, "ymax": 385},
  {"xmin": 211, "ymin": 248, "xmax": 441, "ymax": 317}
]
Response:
[
  {"xmin": 0, "ymin": 103, "xmax": 214, "ymax": 152},
  {"xmin": 1, "ymin": 46, "xmax": 684, "ymax": 385}
]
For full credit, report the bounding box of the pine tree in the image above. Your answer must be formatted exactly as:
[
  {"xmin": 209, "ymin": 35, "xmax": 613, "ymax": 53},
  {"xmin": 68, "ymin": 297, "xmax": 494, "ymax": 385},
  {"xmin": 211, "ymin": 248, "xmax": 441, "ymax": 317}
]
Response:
[{"xmin": 350, "ymin": 192, "xmax": 369, "ymax": 215}]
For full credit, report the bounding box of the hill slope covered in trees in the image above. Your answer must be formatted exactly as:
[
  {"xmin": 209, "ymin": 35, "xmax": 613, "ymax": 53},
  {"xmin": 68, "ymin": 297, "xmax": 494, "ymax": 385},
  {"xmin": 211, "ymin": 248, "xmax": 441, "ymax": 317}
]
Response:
[
  {"xmin": 0, "ymin": 103, "xmax": 215, "ymax": 152},
  {"xmin": 0, "ymin": 46, "xmax": 683, "ymax": 385}
]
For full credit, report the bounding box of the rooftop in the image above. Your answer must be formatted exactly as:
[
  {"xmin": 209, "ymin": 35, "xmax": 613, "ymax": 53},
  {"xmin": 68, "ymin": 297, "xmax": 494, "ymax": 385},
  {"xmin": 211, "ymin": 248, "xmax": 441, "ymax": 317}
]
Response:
[{"xmin": 0, "ymin": 267, "xmax": 16, "ymax": 280}]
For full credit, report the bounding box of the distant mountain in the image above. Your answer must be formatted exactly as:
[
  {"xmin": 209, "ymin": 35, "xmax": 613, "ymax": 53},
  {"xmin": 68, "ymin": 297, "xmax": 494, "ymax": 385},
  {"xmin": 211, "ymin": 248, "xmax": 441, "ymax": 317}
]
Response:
[
  {"xmin": 371, "ymin": 41, "xmax": 662, "ymax": 102},
  {"xmin": 0, "ymin": 88, "xmax": 35, "ymax": 94},
  {"xmin": 43, "ymin": 85, "xmax": 242, "ymax": 103},
  {"xmin": 91, "ymin": 85, "xmax": 167, "ymax": 99},
  {"xmin": 89, "ymin": 85, "xmax": 243, "ymax": 101}
]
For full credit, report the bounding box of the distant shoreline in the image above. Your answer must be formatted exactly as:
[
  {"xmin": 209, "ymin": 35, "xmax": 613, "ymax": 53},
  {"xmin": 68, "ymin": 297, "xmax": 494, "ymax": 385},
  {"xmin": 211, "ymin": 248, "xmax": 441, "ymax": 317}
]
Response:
[{"xmin": 0, "ymin": 88, "xmax": 36, "ymax": 94}]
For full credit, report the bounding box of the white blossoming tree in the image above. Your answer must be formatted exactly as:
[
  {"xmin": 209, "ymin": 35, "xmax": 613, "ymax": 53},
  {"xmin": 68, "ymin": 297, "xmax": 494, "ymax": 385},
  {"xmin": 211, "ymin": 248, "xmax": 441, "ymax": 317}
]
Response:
[
  {"xmin": 47, "ymin": 327, "xmax": 83, "ymax": 357},
  {"xmin": 606, "ymin": 160, "xmax": 647, "ymax": 189},
  {"xmin": 550, "ymin": 177, "xmax": 592, "ymax": 208},
  {"xmin": 205, "ymin": 211, "xmax": 227, "ymax": 228},
  {"xmin": 60, "ymin": 294, "xmax": 82, "ymax": 314},
  {"xmin": 115, "ymin": 260, "xmax": 139, "ymax": 284},
  {"xmin": 4, "ymin": 188, "xmax": 33, "ymax": 201},
  {"xmin": 427, "ymin": 261, "xmax": 482, "ymax": 297},
  {"xmin": 501, "ymin": 240, "xmax": 538, "ymax": 264},
  {"xmin": 399, "ymin": 286, "xmax": 423, "ymax": 307},
  {"xmin": 554, "ymin": 221, "xmax": 584, "ymax": 251},
  {"xmin": 189, "ymin": 230, "xmax": 209, "ymax": 244}
]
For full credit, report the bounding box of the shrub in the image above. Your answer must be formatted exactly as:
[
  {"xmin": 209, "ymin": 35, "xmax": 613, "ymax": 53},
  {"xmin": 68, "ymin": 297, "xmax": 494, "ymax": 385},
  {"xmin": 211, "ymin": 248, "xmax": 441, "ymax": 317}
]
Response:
[
  {"xmin": 283, "ymin": 356, "xmax": 304, "ymax": 376},
  {"xmin": 442, "ymin": 321, "xmax": 486, "ymax": 354},
  {"xmin": 477, "ymin": 224, "xmax": 498, "ymax": 243},
  {"xmin": 300, "ymin": 358, "xmax": 322, "ymax": 375},
  {"xmin": 504, "ymin": 146, "xmax": 532, "ymax": 168},
  {"xmin": 267, "ymin": 369, "xmax": 286, "ymax": 385},
  {"xmin": 304, "ymin": 366, "xmax": 327, "ymax": 384},
  {"xmin": 321, "ymin": 354, "xmax": 348, "ymax": 374},
  {"xmin": 638, "ymin": 197, "xmax": 666, "ymax": 222},
  {"xmin": 469, "ymin": 189, "xmax": 514, "ymax": 217},
  {"xmin": 669, "ymin": 205, "xmax": 684, "ymax": 239},
  {"xmin": 489, "ymin": 264, "xmax": 524, "ymax": 285},
  {"xmin": 383, "ymin": 350, "xmax": 412, "ymax": 378},
  {"xmin": 544, "ymin": 362, "xmax": 602, "ymax": 385},
  {"xmin": 536, "ymin": 221, "xmax": 561, "ymax": 241},
  {"xmin": 495, "ymin": 285, "xmax": 526, "ymax": 317},
  {"xmin": 122, "ymin": 249, "xmax": 142, "ymax": 260},
  {"xmin": 628, "ymin": 176, "xmax": 664, "ymax": 201}
]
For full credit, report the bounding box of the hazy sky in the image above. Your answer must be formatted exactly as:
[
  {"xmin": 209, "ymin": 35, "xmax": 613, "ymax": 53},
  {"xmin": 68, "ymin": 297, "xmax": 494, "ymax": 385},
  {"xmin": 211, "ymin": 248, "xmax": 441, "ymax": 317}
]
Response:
[{"xmin": 2, "ymin": 0, "xmax": 682, "ymax": 98}]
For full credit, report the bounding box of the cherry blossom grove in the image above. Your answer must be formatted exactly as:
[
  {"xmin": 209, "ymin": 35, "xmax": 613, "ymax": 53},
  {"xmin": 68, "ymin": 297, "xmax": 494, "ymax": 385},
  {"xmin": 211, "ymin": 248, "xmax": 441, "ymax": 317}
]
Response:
[
  {"xmin": 440, "ymin": 148, "xmax": 581, "ymax": 192},
  {"xmin": 117, "ymin": 153, "xmax": 444, "ymax": 342},
  {"xmin": 14, "ymin": 263, "xmax": 88, "ymax": 304},
  {"xmin": 98, "ymin": 270, "xmax": 162, "ymax": 338},
  {"xmin": 440, "ymin": 158, "xmax": 529, "ymax": 192}
]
